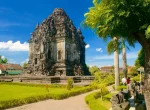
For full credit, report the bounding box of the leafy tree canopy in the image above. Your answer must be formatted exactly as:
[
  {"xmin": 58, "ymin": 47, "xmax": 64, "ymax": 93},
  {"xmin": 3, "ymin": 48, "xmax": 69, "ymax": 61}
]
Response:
[
  {"xmin": 135, "ymin": 48, "xmax": 145, "ymax": 68},
  {"xmin": 0, "ymin": 56, "xmax": 8, "ymax": 64},
  {"xmin": 22, "ymin": 62, "xmax": 28, "ymax": 69},
  {"xmin": 83, "ymin": 0, "xmax": 150, "ymax": 46},
  {"xmin": 128, "ymin": 66, "xmax": 138, "ymax": 76},
  {"xmin": 89, "ymin": 66, "xmax": 100, "ymax": 74}
]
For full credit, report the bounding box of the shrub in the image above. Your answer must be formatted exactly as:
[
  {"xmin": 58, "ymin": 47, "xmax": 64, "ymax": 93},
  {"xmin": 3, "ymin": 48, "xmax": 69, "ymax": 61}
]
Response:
[
  {"xmin": 66, "ymin": 78, "xmax": 73, "ymax": 90},
  {"xmin": 97, "ymin": 84, "xmax": 108, "ymax": 100},
  {"xmin": 0, "ymin": 82, "xmax": 66, "ymax": 88},
  {"xmin": 103, "ymin": 93, "xmax": 116, "ymax": 101},
  {"xmin": 116, "ymin": 85, "xmax": 127, "ymax": 91},
  {"xmin": 91, "ymin": 72, "xmax": 115, "ymax": 87},
  {"xmin": 132, "ymin": 74, "xmax": 144, "ymax": 82},
  {"xmin": 85, "ymin": 91, "xmax": 111, "ymax": 110},
  {"xmin": 89, "ymin": 81, "xmax": 114, "ymax": 90},
  {"xmin": 102, "ymin": 75, "xmax": 114, "ymax": 84}
]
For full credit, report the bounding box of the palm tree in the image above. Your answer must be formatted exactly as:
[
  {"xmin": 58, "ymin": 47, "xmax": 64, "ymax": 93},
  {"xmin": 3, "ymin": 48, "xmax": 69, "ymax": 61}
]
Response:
[
  {"xmin": 107, "ymin": 37, "xmax": 135, "ymax": 89},
  {"xmin": 107, "ymin": 37, "xmax": 120, "ymax": 90},
  {"xmin": 121, "ymin": 37, "xmax": 135, "ymax": 78},
  {"xmin": 122, "ymin": 38, "xmax": 127, "ymax": 78}
]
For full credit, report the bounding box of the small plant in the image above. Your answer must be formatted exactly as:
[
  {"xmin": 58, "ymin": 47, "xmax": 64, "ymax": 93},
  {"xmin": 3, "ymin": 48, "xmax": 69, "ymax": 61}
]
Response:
[
  {"xmin": 45, "ymin": 84, "xmax": 49, "ymax": 92},
  {"xmin": 67, "ymin": 78, "xmax": 73, "ymax": 90},
  {"xmin": 98, "ymin": 83, "xmax": 108, "ymax": 101}
]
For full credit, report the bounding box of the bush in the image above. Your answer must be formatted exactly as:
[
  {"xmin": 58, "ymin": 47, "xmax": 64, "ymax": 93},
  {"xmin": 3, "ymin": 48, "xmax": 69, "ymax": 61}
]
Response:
[
  {"xmin": 97, "ymin": 84, "xmax": 108, "ymax": 100},
  {"xmin": 132, "ymin": 74, "xmax": 144, "ymax": 82},
  {"xmin": 91, "ymin": 72, "xmax": 115, "ymax": 87},
  {"xmin": 103, "ymin": 93, "xmax": 116, "ymax": 100},
  {"xmin": 89, "ymin": 81, "xmax": 114, "ymax": 90},
  {"xmin": 0, "ymin": 82, "xmax": 66, "ymax": 88},
  {"xmin": 85, "ymin": 91, "xmax": 111, "ymax": 110},
  {"xmin": 66, "ymin": 78, "xmax": 73, "ymax": 90},
  {"xmin": 116, "ymin": 85, "xmax": 127, "ymax": 91}
]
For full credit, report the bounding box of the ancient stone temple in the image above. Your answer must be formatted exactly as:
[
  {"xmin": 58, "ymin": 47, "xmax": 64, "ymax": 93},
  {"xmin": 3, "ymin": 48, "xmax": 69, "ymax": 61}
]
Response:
[{"xmin": 26, "ymin": 8, "xmax": 89, "ymax": 76}]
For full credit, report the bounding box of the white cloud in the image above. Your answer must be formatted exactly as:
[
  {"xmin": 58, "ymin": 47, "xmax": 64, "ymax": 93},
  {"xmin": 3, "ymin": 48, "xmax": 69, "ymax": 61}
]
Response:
[
  {"xmin": 8, "ymin": 59, "xmax": 16, "ymax": 64},
  {"xmin": 89, "ymin": 65, "xmax": 94, "ymax": 67},
  {"xmin": 1, "ymin": 56, "xmax": 5, "ymax": 59},
  {"xmin": 85, "ymin": 44, "xmax": 90, "ymax": 49},
  {"xmin": 96, "ymin": 48, "xmax": 103, "ymax": 52},
  {"xmin": 0, "ymin": 40, "xmax": 29, "ymax": 51},
  {"xmin": 126, "ymin": 51, "xmax": 138, "ymax": 59},
  {"xmin": 94, "ymin": 55, "xmax": 114, "ymax": 60}
]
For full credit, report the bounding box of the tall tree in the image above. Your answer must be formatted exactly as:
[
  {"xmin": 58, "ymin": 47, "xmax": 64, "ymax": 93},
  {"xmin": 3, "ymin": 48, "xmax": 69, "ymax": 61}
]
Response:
[
  {"xmin": 107, "ymin": 37, "xmax": 120, "ymax": 89},
  {"xmin": 122, "ymin": 38, "xmax": 127, "ymax": 78},
  {"xmin": 107, "ymin": 37, "xmax": 129, "ymax": 78},
  {"xmin": 83, "ymin": 0, "xmax": 150, "ymax": 108}
]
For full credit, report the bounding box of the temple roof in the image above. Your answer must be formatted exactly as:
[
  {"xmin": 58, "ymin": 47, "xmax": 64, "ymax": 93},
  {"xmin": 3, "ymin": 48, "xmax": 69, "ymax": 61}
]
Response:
[{"xmin": 0, "ymin": 64, "xmax": 22, "ymax": 70}]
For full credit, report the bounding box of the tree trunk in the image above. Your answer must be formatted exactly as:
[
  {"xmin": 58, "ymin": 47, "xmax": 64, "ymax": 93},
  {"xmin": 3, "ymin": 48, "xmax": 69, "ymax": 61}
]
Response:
[
  {"xmin": 132, "ymin": 32, "xmax": 150, "ymax": 110},
  {"xmin": 114, "ymin": 37, "xmax": 120, "ymax": 90},
  {"xmin": 143, "ymin": 48, "xmax": 150, "ymax": 110},
  {"xmin": 122, "ymin": 38, "xmax": 127, "ymax": 78}
]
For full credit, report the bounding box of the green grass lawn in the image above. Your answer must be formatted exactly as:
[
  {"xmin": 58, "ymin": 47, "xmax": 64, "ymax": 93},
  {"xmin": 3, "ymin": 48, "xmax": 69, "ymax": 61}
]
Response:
[
  {"xmin": 0, "ymin": 83, "xmax": 93, "ymax": 109},
  {"xmin": 0, "ymin": 84, "xmax": 68, "ymax": 102}
]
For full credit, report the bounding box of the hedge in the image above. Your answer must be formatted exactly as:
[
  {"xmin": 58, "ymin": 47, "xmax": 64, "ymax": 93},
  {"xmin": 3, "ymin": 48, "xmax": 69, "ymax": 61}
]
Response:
[
  {"xmin": 85, "ymin": 91, "xmax": 110, "ymax": 110},
  {"xmin": 0, "ymin": 82, "xmax": 66, "ymax": 88}
]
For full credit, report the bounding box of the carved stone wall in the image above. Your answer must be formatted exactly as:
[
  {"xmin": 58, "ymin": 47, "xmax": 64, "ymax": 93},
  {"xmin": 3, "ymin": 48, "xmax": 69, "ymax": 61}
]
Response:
[{"xmin": 26, "ymin": 8, "xmax": 89, "ymax": 76}]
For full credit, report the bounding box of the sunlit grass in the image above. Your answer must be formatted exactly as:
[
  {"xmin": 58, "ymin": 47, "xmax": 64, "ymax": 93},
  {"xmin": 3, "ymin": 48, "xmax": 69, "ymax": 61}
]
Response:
[
  {"xmin": 0, "ymin": 84, "xmax": 68, "ymax": 102},
  {"xmin": 85, "ymin": 91, "xmax": 113, "ymax": 110},
  {"xmin": 0, "ymin": 83, "xmax": 93, "ymax": 109}
]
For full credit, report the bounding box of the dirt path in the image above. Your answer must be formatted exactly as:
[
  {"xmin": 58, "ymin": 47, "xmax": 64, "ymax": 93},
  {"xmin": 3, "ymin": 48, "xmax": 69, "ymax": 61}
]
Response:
[{"xmin": 7, "ymin": 86, "xmax": 113, "ymax": 110}]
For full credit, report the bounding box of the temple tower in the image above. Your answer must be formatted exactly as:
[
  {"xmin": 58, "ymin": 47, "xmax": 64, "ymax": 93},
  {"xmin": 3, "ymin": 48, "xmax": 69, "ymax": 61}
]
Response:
[{"xmin": 27, "ymin": 8, "xmax": 88, "ymax": 76}]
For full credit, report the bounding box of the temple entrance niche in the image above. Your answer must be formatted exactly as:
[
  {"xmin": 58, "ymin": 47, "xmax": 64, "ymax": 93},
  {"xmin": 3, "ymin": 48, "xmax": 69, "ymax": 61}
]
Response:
[
  {"xmin": 57, "ymin": 50, "xmax": 62, "ymax": 61},
  {"xmin": 35, "ymin": 58, "xmax": 37, "ymax": 65}
]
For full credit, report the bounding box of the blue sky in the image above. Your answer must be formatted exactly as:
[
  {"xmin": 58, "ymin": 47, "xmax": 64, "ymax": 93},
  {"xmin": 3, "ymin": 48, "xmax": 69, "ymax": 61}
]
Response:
[{"xmin": 0, "ymin": 0, "xmax": 141, "ymax": 67}]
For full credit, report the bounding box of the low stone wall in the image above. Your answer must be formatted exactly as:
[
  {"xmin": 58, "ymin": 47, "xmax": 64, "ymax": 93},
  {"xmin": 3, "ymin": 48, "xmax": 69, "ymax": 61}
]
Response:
[{"xmin": 0, "ymin": 75, "xmax": 94, "ymax": 85}]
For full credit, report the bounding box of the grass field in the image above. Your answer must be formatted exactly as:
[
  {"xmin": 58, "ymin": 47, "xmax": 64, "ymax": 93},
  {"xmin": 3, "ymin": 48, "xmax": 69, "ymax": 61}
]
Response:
[
  {"xmin": 0, "ymin": 83, "xmax": 93, "ymax": 109},
  {"xmin": 0, "ymin": 84, "xmax": 68, "ymax": 102}
]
